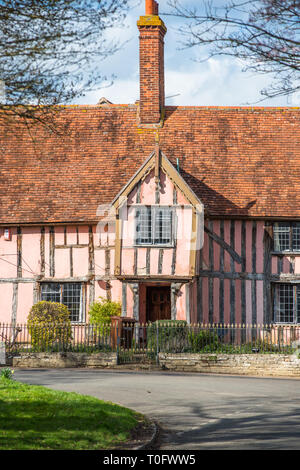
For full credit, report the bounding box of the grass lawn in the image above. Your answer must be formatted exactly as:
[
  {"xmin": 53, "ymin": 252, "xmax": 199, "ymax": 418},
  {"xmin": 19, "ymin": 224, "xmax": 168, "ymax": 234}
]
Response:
[{"xmin": 0, "ymin": 377, "xmax": 142, "ymax": 450}]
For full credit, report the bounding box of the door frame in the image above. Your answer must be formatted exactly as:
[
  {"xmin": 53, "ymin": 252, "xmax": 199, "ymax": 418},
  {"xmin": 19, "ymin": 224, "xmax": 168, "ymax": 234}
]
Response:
[{"xmin": 146, "ymin": 284, "xmax": 171, "ymax": 323}]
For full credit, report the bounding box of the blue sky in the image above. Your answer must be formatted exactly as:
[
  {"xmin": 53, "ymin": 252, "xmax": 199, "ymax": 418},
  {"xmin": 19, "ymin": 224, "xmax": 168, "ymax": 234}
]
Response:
[{"xmin": 76, "ymin": 0, "xmax": 299, "ymax": 107}]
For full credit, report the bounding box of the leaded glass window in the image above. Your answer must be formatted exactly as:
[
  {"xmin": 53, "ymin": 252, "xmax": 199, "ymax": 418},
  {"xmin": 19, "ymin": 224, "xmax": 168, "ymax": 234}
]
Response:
[
  {"xmin": 274, "ymin": 222, "xmax": 300, "ymax": 252},
  {"xmin": 135, "ymin": 206, "xmax": 174, "ymax": 246},
  {"xmin": 40, "ymin": 283, "xmax": 84, "ymax": 322},
  {"xmin": 274, "ymin": 283, "xmax": 300, "ymax": 323}
]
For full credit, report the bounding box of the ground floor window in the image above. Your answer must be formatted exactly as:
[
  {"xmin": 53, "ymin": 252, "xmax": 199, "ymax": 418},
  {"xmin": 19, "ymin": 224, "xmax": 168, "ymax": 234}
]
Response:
[
  {"xmin": 274, "ymin": 283, "xmax": 300, "ymax": 324},
  {"xmin": 40, "ymin": 282, "xmax": 85, "ymax": 322}
]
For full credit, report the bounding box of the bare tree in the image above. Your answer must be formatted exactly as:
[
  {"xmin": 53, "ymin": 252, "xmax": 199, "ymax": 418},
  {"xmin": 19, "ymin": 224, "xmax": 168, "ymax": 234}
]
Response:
[
  {"xmin": 167, "ymin": 0, "xmax": 300, "ymax": 100},
  {"xmin": 0, "ymin": 0, "xmax": 131, "ymax": 123}
]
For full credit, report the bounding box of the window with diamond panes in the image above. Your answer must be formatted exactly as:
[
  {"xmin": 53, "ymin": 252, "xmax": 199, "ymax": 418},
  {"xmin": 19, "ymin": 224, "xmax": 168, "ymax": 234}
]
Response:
[
  {"xmin": 274, "ymin": 222, "xmax": 300, "ymax": 252},
  {"xmin": 154, "ymin": 207, "xmax": 172, "ymax": 245},
  {"xmin": 274, "ymin": 284, "xmax": 300, "ymax": 323},
  {"xmin": 135, "ymin": 206, "xmax": 173, "ymax": 246},
  {"xmin": 135, "ymin": 206, "xmax": 152, "ymax": 244},
  {"xmin": 40, "ymin": 283, "xmax": 84, "ymax": 322}
]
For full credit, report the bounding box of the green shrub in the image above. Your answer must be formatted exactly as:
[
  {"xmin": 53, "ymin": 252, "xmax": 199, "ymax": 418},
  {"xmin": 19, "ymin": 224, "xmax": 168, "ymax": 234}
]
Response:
[
  {"xmin": 147, "ymin": 320, "xmax": 188, "ymax": 353},
  {"xmin": 89, "ymin": 297, "xmax": 121, "ymax": 325},
  {"xmin": 88, "ymin": 297, "xmax": 122, "ymax": 343},
  {"xmin": 27, "ymin": 301, "xmax": 72, "ymax": 351},
  {"xmin": 188, "ymin": 329, "xmax": 220, "ymax": 352}
]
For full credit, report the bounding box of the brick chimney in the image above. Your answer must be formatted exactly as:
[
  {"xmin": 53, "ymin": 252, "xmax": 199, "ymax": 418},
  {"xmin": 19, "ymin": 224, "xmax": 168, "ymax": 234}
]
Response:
[{"xmin": 137, "ymin": 0, "xmax": 167, "ymax": 125}]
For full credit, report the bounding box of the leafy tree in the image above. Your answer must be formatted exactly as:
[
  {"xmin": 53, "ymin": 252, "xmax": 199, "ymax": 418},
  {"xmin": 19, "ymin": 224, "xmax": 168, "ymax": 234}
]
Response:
[
  {"xmin": 167, "ymin": 0, "xmax": 300, "ymax": 100},
  {"xmin": 0, "ymin": 0, "xmax": 130, "ymax": 122}
]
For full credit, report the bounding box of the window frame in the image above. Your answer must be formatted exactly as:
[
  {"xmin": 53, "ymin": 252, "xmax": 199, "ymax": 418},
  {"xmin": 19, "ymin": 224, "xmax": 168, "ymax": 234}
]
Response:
[
  {"xmin": 273, "ymin": 283, "xmax": 300, "ymax": 324},
  {"xmin": 39, "ymin": 282, "xmax": 85, "ymax": 323},
  {"xmin": 134, "ymin": 205, "xmax": 175, "ymax": 247},
  {"xmin": 273, "ymin": 222, "xmax": 300, "ymax": 253}
]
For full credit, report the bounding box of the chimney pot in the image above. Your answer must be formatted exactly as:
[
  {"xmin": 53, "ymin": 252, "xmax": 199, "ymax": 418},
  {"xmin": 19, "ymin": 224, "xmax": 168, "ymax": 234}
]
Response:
[{"xmin": 145, "ymin": 0, "xmax": 158, "ymax": 15}]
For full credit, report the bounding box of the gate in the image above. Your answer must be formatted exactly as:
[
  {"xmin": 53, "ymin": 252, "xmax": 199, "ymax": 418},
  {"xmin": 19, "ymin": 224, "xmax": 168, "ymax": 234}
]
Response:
[{"xmin": 116, "ymin": 322, "xmax": 158, "ymax": 366}]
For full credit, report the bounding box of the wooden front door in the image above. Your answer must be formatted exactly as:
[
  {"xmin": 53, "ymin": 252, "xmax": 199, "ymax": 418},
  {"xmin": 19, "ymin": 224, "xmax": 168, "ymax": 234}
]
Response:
[{"xmin": 146, "ymin": 286, "xmax": 171, "ymax": 322}]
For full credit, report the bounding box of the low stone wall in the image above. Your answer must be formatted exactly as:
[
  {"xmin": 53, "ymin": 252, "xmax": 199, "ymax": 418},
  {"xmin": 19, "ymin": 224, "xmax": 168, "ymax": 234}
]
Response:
[
  {"xmin": 159, "ymin": 353, "xmax": 300, "ymax": 377},
  {"xmin": 7, "ymin": 351, "xmax": 300, "ymax": 377},
  {"xmin": 10, "ymin": 352, "xmax": 117, "ymax": 369}
]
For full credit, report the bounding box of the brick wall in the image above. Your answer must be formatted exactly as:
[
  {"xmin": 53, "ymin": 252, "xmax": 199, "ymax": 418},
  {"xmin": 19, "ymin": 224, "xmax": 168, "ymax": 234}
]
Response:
[{"xmin": 137, "ymin": 14, "xmax": 166, "ymax": 125}]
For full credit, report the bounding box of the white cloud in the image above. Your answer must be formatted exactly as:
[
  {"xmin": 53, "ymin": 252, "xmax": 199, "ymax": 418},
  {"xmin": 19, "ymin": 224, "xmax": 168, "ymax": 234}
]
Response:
[{"xmin": 76, "ymin": 1, "xmax": 296, "ymax": 107}]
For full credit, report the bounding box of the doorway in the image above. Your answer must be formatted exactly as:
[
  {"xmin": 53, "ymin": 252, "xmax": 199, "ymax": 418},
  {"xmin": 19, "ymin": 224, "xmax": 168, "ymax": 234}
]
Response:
[{"xmin": 146, "ymin": 286, "xmax": 171, "ymax": 322}]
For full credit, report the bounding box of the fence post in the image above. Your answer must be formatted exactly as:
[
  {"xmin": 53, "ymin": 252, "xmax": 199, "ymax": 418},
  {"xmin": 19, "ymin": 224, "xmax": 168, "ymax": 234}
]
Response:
[
  {"xmin": 116, "ymin": 323, "xmax": 120, "ymax": 365},
  {"xmin": 156, "ymin": 321, "xmax": 159, "ymax": 366}
]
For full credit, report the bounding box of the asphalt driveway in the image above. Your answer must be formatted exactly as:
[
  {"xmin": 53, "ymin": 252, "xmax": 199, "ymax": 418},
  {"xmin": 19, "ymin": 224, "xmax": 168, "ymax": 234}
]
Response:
[{"xmin": 14, "ymin": 369, "xmax": 300, "ymax": 450}]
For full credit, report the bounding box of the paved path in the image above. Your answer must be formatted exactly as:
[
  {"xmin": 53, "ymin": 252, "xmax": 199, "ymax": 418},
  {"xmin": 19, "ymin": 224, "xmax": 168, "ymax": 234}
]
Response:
[{"xmin": 14, "ymin": 369, "xmax": 300, "ymax": 450}]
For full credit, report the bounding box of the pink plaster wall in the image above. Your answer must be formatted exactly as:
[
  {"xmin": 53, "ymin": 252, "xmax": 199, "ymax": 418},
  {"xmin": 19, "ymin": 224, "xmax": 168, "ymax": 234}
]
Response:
[
  {"xmin": 94, "ymin": 250, "xmax": 106, "ymax": 277},
  {"xmin": 202, "ymin": 229, "xmax": 209, "ymax": 270},
  {"xmin": 55, "ymin": 226, "xmax": 65, "ymax": 245},
  {"xmin": 245, "ymin": 280, "xmax": 252, "ymax": 324},
  {"xmin": 256, "ymin": 280, "xmax": 264, "ymax": 324},
  {"xmin": 140, "ymin": 170, "xmax": 156, "ymax": 205},
  {"xmin": 256, "ymin": 222, "xmax": 264, "ymax": 274},
  {"xmin": 44, "ymin": 227, "xmax": 50, "ymax": 278},
  {"xmin": 176, "ymin": 284, "xmax": 186, "ymax": 320},
  {"xmin": 202, "ymin": 278, "xmax": 209, "ymax": 324},
  {"xmin": 245, "ymin": 222, "xmax": 252, "ymax": 273},
  {"xmin": 73, "ymin": 247, "xmax": 89, "ymax": 277},
  {"xmin": 126, "ymin": 285, "xmax": 134, "ymax": 317},
  {"xmin": 22, "ymin": 228, "xmax": 41, "ymax": 278},
  {"xmin": 16, "ymin": 283, "xmax": 34, "ymax": 323},
  {"xmin": 224, "ymin": 279, "xmax": 230, "ymax": 324},
  {"xmin": 150, "ymin": 248, "xmax": 159, "ymax": 275},
  {"xmin": 121, "ymin": 249, "xmax": 135, "ymax": 275},
  {"xmin": 0, "ymin": 227, "xmax": 18, "ymax": 278},
  {"xmin": 78, "ymin": 226, "xmax": 89, "ymax": 245},
  {"xmin": 110, "ymin": 280, "xmax": 122, "ymax": 305},
  {"xmin": 159, "ymin": 171, "xmax": 174, "ymax": 205},
  {"xmin": 94, "ymin": 280, "xmax": 108, "ymax": 301},
  {"xmin": 213, "ymin": 221, "xmax": 220, "ymax": 272},
  {"xmin": 234, "ymin": 221, "xmax": 242, "ymax": 273},
  {"xmin": 295, "ymin": 258, "xmax": 300, "ymax": 274},
  {"xmin": 137, "ymin": 248, "xmax": 147, "ymax": 276},
  {"xmin": 224, "ymin": 221, "xmax": 231, "ymax": 272},
  {"xmin": 54, "ymin": 248, "xmax": 70, "ymax": 278},
  {"xmin": 235, "ymin": 280, "xmax": 241, "ymax": 325},
  {"xmin": 0, "ymin": 283, "xmax": 13, "ymax": 323},
  {"xmin": 66, "ymin": 226, "xmax": 77, "ymax": 245}
]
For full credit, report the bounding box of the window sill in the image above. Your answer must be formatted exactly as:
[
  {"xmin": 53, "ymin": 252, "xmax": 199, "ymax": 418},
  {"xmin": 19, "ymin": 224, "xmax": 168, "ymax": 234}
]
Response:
[
  {"xmin": 134, "ymin": 244, "xmax": 174, "ymax": 248},
  {"xmin": 272, "ymin": 251, "xmax": 300, "ymax": 256}
]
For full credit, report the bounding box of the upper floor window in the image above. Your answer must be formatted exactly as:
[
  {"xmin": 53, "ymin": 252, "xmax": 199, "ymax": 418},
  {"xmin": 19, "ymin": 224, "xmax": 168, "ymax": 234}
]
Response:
[
  {"xmin": 273, "ymin": 222, "xmax": 300, "ymax": 252},
  {"xmin": 274, "ymin": 283, "xmax": 300, "ymax": 324},
  {"xmin": 40, "ymin": 282, "xmax": 84, "ymax": 323},
  {"xmin": 135, "ymin": 206, "xmax": 174, "ymax": 246}
]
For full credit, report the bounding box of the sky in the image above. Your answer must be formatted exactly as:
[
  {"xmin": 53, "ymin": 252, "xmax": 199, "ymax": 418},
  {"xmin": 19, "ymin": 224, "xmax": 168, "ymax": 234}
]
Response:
[{"xmin": 76, "ymin": 0, "xmax": 299, "ymax": 108}]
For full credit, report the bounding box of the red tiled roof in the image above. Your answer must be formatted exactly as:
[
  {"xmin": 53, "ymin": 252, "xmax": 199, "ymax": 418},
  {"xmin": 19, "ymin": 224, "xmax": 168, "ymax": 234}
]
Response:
[{"xmin": 0, "ymin": 104, "xmax": 299, "ymax": 224}]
